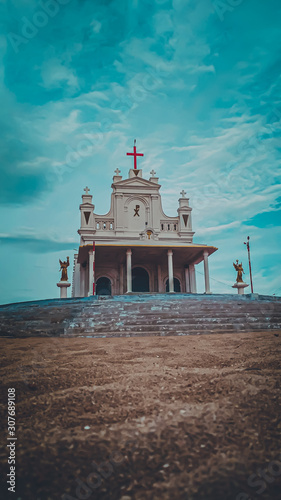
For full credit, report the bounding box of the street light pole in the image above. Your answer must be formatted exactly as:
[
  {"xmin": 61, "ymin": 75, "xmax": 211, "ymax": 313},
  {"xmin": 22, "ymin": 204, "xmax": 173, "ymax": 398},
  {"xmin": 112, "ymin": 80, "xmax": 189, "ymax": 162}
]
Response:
[{"xmin": 244, "ymin": 236, "xmax": 253, "ymax": 293}]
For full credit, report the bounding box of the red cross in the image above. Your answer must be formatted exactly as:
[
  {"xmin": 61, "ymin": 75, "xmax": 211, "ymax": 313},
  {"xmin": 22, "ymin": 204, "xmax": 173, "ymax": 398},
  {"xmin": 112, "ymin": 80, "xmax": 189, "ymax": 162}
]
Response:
[{"xmin": 126, "ymin": 139, "xmax": 144, "ymax": 169}]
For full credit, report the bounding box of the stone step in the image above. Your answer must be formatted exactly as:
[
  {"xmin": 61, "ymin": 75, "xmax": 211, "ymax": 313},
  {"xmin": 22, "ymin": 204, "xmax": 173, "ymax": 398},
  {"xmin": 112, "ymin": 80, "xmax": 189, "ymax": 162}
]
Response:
[
  {"xmin": 68, "ymin": 313, "xmax": 281, "ymax": 324},
  {"xmin": 75, "ymin": 304, "xmax": 281, "ymax": 311},
  {"xmin": 65, "ymin": 323, "xmax": 281, "ymax": 335},
  {"xmin": 63, "ymin": 326, "xmax": 281, "ymax": 338},
  {"xmin": 6, "ymin": 315, "xmax": 279, "ymax": 327},
  {"xmin": 67, "ymin": 322, "xmax": 281, "ymax": 333},
  {"xmin": 1, "ymin": 294, "xmax": 281, "ymax": 338},
  {"xmin": 81, "ymin": 324, "xmax": 242, "ymax": 330},
  {"xmin": 73, "ymin": 308, "xmax": 281, "ymax": 315}
]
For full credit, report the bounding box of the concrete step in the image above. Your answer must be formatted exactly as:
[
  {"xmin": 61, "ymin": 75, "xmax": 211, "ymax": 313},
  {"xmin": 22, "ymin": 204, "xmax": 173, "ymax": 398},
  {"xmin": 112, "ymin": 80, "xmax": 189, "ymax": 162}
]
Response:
[
  {"xmin": 1, "ymin": 294, "xmax": 281, "ymax": 338},
  {"xmin": 77, "ymin": 302, "xmax": 279, "ymax": 310},
  {"xmin": 68, "ymin": 313, "xmax": 281, "ymax": 323},
  {"xmin": 72, "ymin": 308, "xmax": 281, "ymax": 317},
  {"xmin": 64, "ymin": 323, "xmax": 281, "ymax": 335},
  {"xmin": 63, "ymin": 326, "xmax": 281, "ymax": 338}
]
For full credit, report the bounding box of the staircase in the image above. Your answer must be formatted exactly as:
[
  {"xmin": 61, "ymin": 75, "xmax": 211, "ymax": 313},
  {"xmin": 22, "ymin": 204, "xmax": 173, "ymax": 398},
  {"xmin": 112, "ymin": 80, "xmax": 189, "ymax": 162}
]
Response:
[
  {"xmin": 64, "ymin": 294, "xmax": 281, "ymax": 337},
  {"xmin": 1, "ymin": 293, "xmax": 280, "ymax": 338}
]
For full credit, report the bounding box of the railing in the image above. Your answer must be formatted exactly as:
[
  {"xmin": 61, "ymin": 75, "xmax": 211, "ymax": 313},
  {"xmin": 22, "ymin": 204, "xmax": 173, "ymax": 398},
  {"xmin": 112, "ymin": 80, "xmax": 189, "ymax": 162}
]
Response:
[
  {"xmin": 95, "ymin": 220, "xmax": 114, "ymax": 230},
  {"xmin": 160, "ymin": 221, "xmax": 178, "ymax": 231}
]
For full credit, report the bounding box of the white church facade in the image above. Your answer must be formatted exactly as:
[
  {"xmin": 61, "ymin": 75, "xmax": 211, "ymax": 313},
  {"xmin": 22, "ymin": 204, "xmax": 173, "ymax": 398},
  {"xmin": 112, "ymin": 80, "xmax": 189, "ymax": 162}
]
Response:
[{"xmin": 72, "ymin": 150, "xmax": 217, "ymax": 297}]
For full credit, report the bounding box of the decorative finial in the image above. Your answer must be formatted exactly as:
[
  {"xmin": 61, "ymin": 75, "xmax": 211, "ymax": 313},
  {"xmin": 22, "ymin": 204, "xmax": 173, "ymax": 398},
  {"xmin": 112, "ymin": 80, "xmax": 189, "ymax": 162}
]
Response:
[
  {"xmin": 84, "ymin": 186, "xmax": 90, "ymax": 195},
  {"xmin": 180, "ymin": 189, "xmax": 187, "ymax": 198},
  {"xmin": 114, "ymin": 168, "xmax": 121, "ymax": 175},
  {"xmin": 150, "ymin": 169, "xmax": 156, "ymax": 177}
]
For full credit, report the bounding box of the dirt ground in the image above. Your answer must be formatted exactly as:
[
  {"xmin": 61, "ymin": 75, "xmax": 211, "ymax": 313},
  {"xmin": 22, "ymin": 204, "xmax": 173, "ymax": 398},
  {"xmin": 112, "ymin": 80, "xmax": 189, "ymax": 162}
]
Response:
[{"xmin": 0, "ymin": 331, "xmax": 281, "ymax": 500}]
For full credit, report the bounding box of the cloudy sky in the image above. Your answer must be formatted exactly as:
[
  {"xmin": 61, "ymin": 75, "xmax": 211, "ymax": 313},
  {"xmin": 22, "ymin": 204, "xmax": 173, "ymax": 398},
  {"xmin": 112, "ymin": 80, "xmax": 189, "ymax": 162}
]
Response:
[{"xmin": 0, "ymin": 0, "xmax": 280, "ymax": 304}]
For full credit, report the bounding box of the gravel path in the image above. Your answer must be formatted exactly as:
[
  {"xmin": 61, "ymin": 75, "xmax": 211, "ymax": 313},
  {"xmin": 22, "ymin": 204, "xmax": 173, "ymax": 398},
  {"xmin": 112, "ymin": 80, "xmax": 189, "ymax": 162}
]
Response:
[{"xmin": 0, "ymin": 331, "xmax": 281, "ymax": 500}]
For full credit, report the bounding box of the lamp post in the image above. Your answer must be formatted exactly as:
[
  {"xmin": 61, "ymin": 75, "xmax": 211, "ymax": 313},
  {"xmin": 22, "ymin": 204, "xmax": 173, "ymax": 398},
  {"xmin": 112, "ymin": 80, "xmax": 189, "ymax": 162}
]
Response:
[{"xmin": 244, "ymin": 236, "xmax": 253, "ymax": 293}]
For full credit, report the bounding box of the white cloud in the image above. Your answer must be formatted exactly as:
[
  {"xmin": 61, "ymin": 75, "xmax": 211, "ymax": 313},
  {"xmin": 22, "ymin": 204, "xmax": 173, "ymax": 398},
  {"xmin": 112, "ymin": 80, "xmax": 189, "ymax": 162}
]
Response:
[{"xmin": 40, "ymin": 58, "xmax": 79, "ymax": 91}]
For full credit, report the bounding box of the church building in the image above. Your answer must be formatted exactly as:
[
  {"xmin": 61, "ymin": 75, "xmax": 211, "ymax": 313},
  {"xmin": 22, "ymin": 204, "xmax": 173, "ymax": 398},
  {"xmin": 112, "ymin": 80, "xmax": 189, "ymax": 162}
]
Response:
[{"xmin": 72, "ymin": 143, "xmax": 217, "ymax": 296}]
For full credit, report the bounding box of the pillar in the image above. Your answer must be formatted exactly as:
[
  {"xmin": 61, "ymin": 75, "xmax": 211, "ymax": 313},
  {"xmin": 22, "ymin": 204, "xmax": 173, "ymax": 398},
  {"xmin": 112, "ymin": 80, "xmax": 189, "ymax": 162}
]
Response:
[
  {"xmin": 119, "ymin": 263, "xmax": 124, "ymax": 294},
  {"xmin": 157, "ymin": 264, "xmax": 162, "ymax": 293},
  {"xmin": 57, "ymin": 281, "xmax": 71, "ymax": 299},
  {"xmin": 189, "ymin": 264, "xmax": 197, "ymax": 293},
  {"xmin": 185, "ymin": 266, "xmax": 190, "ymax": 293},
  {"xmin": 126, "ymin": 249, "xmax": 132, "ymax": 293},
  {"xmin": 203, "ymin": 251, "xmax": 211, "ymax": 294},
  {"xmin": 80, "ymin": 265, "xmax": 86, "ymax": 297},
  {"xmin": 167, "ymin": 250, "xmax": 174, "ymax": 293},
  {"xmin": 73, "ymin": 261, "xmax": 80, "ymax": 297},
  {"xmin": 88, "ymin": 250, "xmax": 94, "ymax": 296}
]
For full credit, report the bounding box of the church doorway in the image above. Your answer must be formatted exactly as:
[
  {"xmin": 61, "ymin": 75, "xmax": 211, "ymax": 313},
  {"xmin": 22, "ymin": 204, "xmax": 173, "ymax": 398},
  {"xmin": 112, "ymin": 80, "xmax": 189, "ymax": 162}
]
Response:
[
  {"xmin": 132, "ymin": 267, "xmax": 150, "ymax": 292},
  {"xmin": 166, "ymin": 278, "xmax": 181, "ymax": 292},
  {"xmin": 96, "ymin": 277, "xmax": 112, "ymax": 295}
]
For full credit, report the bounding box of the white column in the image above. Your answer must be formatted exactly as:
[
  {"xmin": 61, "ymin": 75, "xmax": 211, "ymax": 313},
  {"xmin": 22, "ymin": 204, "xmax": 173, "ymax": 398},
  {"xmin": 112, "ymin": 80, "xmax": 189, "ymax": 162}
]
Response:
[
  {"xmin": 185, "ymin": 266, "xmax": 190, "ymax": 293},
  {"xmin": 57, "ymin": 282, "xmax": 71, "ymax": 299},
  {"xmin": 80, "ymin": 265, "xmax": 86, "ymax": 297},
  {"xmin": 157, "ymin": 264, "xmax": 162, "ymax": 293},
  {"xmin": 74, "ymin": 262, "xmax": 81, "ymax": 297},
  {"xmin": 119, "ymin": 263, "xmax": 124, "ymax": 294},
  {"xmin": 167, "ymin": 250, "xmax": 174, "ymax": 293},
  {"xmin": 189, "ymin": 264, "xmax": 197, "ymax": 293},
  {"xmin": 203, "ymin": 251, "xmax": 211, "ymax": 294},
  {"xmin": 126, "ymin": 249, "xmax": 132, "ymax": 293},
  {"xmin": 88, "ymin": 250, "xmax": 94, "ymax": 296}
]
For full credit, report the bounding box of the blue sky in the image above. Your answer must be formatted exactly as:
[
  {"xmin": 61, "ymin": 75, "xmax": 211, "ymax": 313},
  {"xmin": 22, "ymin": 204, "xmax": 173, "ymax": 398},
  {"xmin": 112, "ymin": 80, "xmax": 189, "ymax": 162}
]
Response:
[{"xmin": 0, "ymin": 0, "xmax": 280, "ymax": 304}]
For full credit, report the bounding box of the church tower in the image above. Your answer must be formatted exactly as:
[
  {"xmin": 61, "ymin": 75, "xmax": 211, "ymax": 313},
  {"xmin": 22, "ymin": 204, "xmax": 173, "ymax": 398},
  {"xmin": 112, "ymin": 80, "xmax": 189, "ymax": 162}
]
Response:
[{"xmin": 73, "ymin": 142, "xmax": 217, "ymax": 297}]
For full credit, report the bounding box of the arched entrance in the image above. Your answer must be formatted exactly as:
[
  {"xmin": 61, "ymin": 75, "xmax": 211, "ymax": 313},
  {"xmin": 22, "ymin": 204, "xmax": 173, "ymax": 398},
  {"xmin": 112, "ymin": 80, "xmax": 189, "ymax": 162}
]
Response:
[
  {"xmin": 166, "ymin": 278, "xmax": 181, "ymax": 292},
  {"xmin": 96, "ymin": 277, "xmax": 112, "ymax": 295},
  {"xmin": 132, "ymin": 267, "xmax": 149, "ymax": 292}
]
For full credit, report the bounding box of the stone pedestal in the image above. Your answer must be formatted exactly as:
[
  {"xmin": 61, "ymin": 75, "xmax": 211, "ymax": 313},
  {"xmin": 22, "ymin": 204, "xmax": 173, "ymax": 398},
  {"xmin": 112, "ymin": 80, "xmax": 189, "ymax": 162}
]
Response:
[
  {"xmin": 57, "ymin": 281, "xmax": 71, "ymax": 299},
  {"xmin": 232, "ymin": 282, "xmax": 249, "ymax": 295}
]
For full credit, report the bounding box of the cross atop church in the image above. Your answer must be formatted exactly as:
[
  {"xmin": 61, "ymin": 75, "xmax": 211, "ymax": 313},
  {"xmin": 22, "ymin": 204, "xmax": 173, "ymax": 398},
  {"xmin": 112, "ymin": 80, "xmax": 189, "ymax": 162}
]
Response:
[
  {"xmin": 180, "ymin": 189, "xmax": 187, "ymax": 198},
  {"xmin": 84, "ymin": 186, "xmax": 90, "ymax": 195},
  {"xmin": 114, "ymin": 168, "xmax": 121, "ymax": 175},
  {"xmin": 150, "ymin": 169, "xmax": 156, "ymax": 177},
  {"xmin": 126, "ymin": 139, "xmax": 144, "ymax": 169}
]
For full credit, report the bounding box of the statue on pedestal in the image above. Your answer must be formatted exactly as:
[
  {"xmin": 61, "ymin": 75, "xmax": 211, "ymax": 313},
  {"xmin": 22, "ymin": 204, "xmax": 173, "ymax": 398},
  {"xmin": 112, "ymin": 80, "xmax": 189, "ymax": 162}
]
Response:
[
  {"xmin": 233, "ymin": 260, "xmax": 244, "ymax": 283},
  {"xmin": 59, "ymin": 257, "xmax": 70, "ymax": 282},
  {"xmin": 232, "ymin": 260, "xmax": 249, "ymax": 295}
]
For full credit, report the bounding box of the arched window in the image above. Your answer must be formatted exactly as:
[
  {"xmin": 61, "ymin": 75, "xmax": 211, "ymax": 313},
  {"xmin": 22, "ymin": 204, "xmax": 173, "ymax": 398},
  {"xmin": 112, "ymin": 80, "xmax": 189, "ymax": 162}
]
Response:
[
  {"xmin": 96, "ymin": 277, "xmax": 112, "ymax": 295},
  {"xmin": 165, "ymin": 278, "xmax": 181, "ymax": 292}
]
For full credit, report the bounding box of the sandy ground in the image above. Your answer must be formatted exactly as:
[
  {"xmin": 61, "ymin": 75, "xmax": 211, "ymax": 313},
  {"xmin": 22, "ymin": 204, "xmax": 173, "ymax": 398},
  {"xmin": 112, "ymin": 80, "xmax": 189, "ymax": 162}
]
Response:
[{"xmin": 0, "ymin": 331, "xmax": 281, "ymax": 500}]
